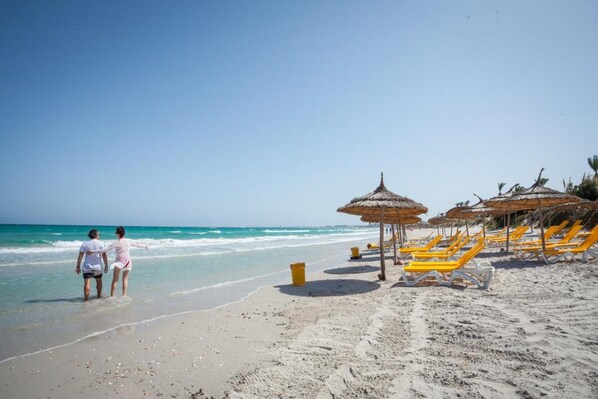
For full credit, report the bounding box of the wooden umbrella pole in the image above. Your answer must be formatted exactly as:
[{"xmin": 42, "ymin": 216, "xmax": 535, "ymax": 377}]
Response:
[
  {"xmin": 465, "ymin": 219, "xmax": 470, "ymax": 237},
  {"xmin": 482, "ymin": 218, "xmax": 486, "ymax": 238},
  {"xmin": 539, "ymin": 202, "xmax": 546, "ymax": 253},
  {"xmin": 403, "ymin": 224, "xmax": 408, "ymax": 244},
  {"xmin": 392, "ymin": 224, "xmax": 398, "ymax": 264},
  {"xmin": 379, "ymin": 209, "xmax": 385, "ymax": 281},
  {"xmin": 398, "ymin": 224, "xmax": 403, "ymax": 248},
  {"xmin": 506, "ymin": 212, "xmax": 511, "ymax": 252}
]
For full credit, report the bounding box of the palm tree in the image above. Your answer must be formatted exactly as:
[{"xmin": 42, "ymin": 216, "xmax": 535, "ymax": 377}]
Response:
[
  {"xmin": 512, "ymin": 183, "xmax": 525, "ymax": 193},
  {"xmin": 539, "ymin": 177, "xmax": 549, "ymax": 187},
  {"xmin": 588, "ymin": 155, "xmax": 598, "ymax": 178},
  {"xmin": 498, "ymin": 182, "xmax": 506, "ymax": 195}
]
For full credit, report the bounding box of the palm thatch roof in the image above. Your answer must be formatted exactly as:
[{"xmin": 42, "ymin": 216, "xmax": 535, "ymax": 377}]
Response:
[
  {"xmin": 337, "ymin": 174, "xmax": 428, "ymax": 218},
  {"xmin": 546, "ymin": 198, "xmax": 598, "ymax": 212},
  {"xmin": 485, "ymin": 169, "xmax": 581, "ymax": 211},
  {"xmin": 360, "ymin": 214, "xmax": 421, "ymax": 225},
  {"xmin": 460, "ymin": 195, "xmax": 505, "ymax": 219},
  {"xmin": 445, "ymin": 204, "xmax": 470, "ymax": 219},
  {"xmin": 428, "ymin": 215, "xmax": 450, "ymax": 226}
]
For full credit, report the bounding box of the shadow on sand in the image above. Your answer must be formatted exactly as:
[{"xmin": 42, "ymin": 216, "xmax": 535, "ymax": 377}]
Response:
[
  {"xmin": 490, "ymin": 258, "xmax": 546, "ymax": 270},
  {"xmin": 347, "ymin": 253, "xmax": 395, "ymax": 263},
  {"xmin": 275, "ymin": 279, "xmax": 380, "ymax": 297},
  {"xmin": 323, "ymin": 265, "xmax": 379, "ymax": 275}
]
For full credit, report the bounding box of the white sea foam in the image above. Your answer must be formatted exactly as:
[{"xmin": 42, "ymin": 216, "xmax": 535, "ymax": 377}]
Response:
[
  {"xmin": 262, "ymin": 229, "xmax": 310, "ymax": 233},
  {"xmin": 0, "ymin": 230, "xmax": 378, "ymax": 256}
]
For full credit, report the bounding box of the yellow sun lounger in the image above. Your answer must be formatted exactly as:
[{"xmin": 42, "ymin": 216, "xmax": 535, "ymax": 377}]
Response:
[
  {"xmin": 515, "ymin": 225, "xmax": 584, "ymax": 258},
  {"xmin": 543, "ymin": 228, "xmax": 598, "ymax": 263},
  {"xmin": 398, "ymin": 235, "xmax": 443, "ymax": 255},
  {"xmin": 513, "ymin": 221, "xmax": 569, "ymax": 248},
  {"xmin": 486, "ymin": 225, "xmax": 529, "ymax": 245},
  {"xmin": 366, "ymin": 234, "xmax": 399, "ymax": 252},
  {"xmin": 484, "ymin": 226, "xmax": 507, "ymax": 241},
  {"xmin": 401, "ymin": 241, "xmax": 493, "ymax": 289},
  {"xmin": 411, "ymin": 237, "xmax": 471, "ymax": 260}
]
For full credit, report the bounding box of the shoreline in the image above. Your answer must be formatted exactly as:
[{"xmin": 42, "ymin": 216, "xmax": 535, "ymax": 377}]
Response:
[
  {"xmin": 0, "ymin": 229, "xmax": 380, "ymax": 363},
  {"xmin": 1, "ymin": 229, "xmax": 597, "ymax": 398}
]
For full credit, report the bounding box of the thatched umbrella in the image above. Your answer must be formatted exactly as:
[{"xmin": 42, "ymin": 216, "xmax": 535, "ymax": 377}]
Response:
[
  {"xmin": 428, "ymin": 215, "xmax": 450, "ymax": 236},
  {"xmin": 459, "ymin": 194, "xmax": 506, "ymax": 237},
  {"xmin": 483, "ymin": 184, "xmax": 526, "ymax": 252},
  {"xmin": 544, "ymin": 198, "xmax": 598, "ymax": 225},
  {"xmin": 446, "ymin": 202, "xmax": 472, "ymax": 236},
  {"xmin": 546, "ymin": 198, "xmax": 598, "ymax": 212},
  {"xmin": 428, "ymin": 215, "xmax": 449, "ymax": 226},
  {"xmin": 485, "ymin": 169, "xmax": 582, "ymax": 253},
  {"xmin": 360, "ymin": 214, "xmax": 421, "ymax": 225},
  {"xmin": 338, "ymin": 173, "xmax": 427, "ymax": 280}
]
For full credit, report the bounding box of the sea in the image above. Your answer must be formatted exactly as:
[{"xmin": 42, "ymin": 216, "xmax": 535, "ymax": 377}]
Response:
[{"xmin": 0, "ymin": 224, "xmax": 378, "ymax": 362}]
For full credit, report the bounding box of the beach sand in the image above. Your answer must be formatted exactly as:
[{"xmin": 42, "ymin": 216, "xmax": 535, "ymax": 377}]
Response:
[{"xmin": 1, "ymin": 232, "xmax": 597, "ymax": 398}]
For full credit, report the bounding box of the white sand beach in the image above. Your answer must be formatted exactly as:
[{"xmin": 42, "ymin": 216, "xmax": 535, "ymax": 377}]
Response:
[{"xmin": 1, "ymin": 231, "xmax": 597, "ymax": 398}]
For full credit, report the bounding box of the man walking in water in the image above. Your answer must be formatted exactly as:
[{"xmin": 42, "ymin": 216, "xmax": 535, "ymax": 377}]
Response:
[{"xmin": 76, "ymin": 229, "xmax": 109, "ymax": 301}]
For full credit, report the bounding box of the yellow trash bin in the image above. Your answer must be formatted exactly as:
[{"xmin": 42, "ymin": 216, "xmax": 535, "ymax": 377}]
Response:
[
  {"xmin": 290, "ymin": 262, "xmax": 305, "ymax": 286},
  {"xmin": 350, "ymin": 247, "xmax": 362, "ymax": 259}
]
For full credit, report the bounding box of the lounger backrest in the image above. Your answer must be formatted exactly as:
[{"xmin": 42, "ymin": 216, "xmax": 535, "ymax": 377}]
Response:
[
  {"xmin": 558, "ymin": 220, "xmax": 569, "ymax": 229},
  {"xmin": 448, "ymin": 237, "xmax": 470, "ymax": 255},
  {"xmin": 560, "ymin": 225, "xmax": 583, "ymax": 243},
  {"xmin": 541, "ymin": 226, "xmax": 559, "ymax": 240},
  {"xmin": 513, "ymin": 226, "xmax": 529, "ymax": 239},
  {"xmin": 445, "ymin": 236, "xmax": 465, "ymax": 252},
  {"xmin": 424, "ymin": 235, "xmax": 443, "ymax": 250},
  {"xmin": 456, "ymin": 241, "xmax": 486, "ymax": 267},
  {"xmin": 578, "ymin": 229, "xmax": 598, "ymax": 250}
]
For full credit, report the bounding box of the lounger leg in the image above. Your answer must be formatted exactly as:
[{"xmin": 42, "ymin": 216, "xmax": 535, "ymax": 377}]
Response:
[{"xmin": 449, "ymin": 267, "xmax": 495, "ymax": 290}]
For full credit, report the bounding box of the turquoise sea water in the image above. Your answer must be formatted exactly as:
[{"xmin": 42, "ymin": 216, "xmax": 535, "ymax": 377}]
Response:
[{"xmin": 0, "ymin": 224, "xmax": 378, "ymax": 362}]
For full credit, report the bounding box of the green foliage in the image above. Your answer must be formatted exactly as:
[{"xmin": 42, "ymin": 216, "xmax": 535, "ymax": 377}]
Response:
[
  {"xmin": 512, "ymin": 184, "xmax": 525, "ymax": 193},
  {"xmin": 563, "ymin": 177, "xmax": 574, "ymax": 193},
  {"xmin": 587, "ymin": 155, "xmax": 598, "ymax": 177},
  {"xmin": 539, "ymin": 177, "xmax": 549, "ymax": 187},
  {"xmin": 572, "ymin": 175, "xmax": 598, "ymax": 201},
  {"xmin": 498, "ymin": 182, "xmax": 506, "ymax": 195}
]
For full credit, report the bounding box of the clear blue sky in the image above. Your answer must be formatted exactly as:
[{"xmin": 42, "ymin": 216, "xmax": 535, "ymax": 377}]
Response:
[{"xmin": 1, "ymin": 1, "xmax": 597, "ymax": 227}]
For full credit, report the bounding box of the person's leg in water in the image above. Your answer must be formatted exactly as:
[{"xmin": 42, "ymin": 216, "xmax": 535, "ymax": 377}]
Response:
[
  {"xmin": 95, "ymin": 275, "xmax": 103, "ymax": 298},
  {"xmin": 111, "ymin": 268, "xmax": 121, "ymax": 297},
  {"xmin": 83, "ymin": 276, "xmax": 91, "ymax": 302},
  {"xmin": 122, "ymin": 270, "xmax": 130, "ymax": 297}
]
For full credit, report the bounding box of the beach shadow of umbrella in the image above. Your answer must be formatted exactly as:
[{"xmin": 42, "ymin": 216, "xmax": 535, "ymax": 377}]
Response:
[
  {"xmin": 323, "ymin": 265, "xmax": 379, "ymax": 275},
  {"xmin": 275, "ymin": 279, "xmax": 380, "ymax": 297},
  {"xmin": 490, "ymin": 259, "xmax": 546, "ymax": 270},
  {"xmin": 475, "ymin": 251, "xmax": 513, "ymax": 259},
  {"xmin": 348, "ymin": 253, "xmax": 395, "ymax": 262}
]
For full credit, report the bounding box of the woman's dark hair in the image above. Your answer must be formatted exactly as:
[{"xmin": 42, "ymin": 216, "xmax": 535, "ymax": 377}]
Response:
[
  {"xmin": 115, "ymin": 226, "xmax": 125, "ymax": 238},
  {"xmin": 88, "ymin": 229, "xmax": 99, "ymax": 239}
]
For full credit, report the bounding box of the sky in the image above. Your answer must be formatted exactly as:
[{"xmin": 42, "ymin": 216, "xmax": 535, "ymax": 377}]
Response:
[{"xmin": 0, "ymin": 0, "xmax": 597, "ymax": 227}]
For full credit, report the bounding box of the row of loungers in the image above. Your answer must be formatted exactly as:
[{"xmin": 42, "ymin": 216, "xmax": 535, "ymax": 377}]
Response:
[{"xmin": 389, "ymin": 222, "xmax": 598, "ymax": 290}]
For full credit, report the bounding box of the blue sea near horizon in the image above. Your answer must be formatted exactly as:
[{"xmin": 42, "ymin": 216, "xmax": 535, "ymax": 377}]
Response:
[{"xmin": 0, "ymin": 224, "xmax": 378, "ymax": 362}]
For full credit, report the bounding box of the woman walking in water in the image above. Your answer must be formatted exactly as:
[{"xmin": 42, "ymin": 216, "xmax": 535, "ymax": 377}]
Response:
[{"xmin": 90, "ymin": 226, "xmax": 147, "ymax": 297}]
